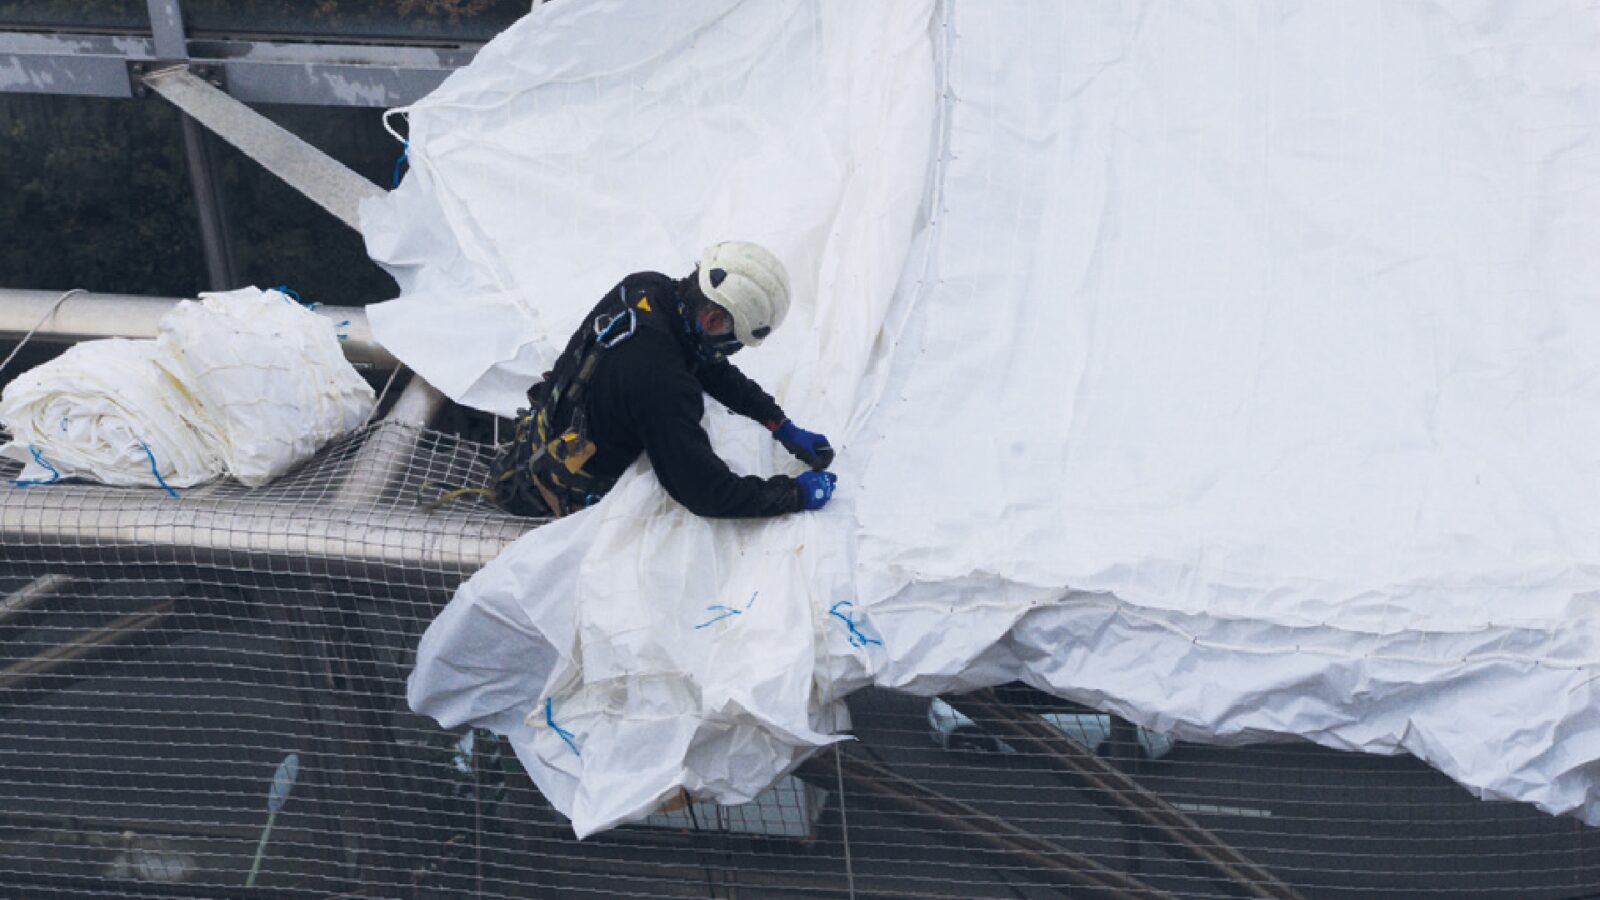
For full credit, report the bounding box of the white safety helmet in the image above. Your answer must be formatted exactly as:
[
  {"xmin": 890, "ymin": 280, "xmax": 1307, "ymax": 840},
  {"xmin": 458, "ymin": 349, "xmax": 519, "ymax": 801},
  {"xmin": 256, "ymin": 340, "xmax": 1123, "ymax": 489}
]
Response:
[{"xmin": 697, "ymin": 241, "xmax": 790, "ymax": 347}]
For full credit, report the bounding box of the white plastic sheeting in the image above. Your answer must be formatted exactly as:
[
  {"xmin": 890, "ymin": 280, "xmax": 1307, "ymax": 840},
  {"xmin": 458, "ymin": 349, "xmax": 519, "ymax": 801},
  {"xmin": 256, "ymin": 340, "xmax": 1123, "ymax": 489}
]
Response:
[
  {"xmin": 157, "ymin": 288, "xmax": 375, "ymax": 486},
  {"xmin": 1, "ymin": 288, "xmax": 374, "ymax": 489},
  {"xmin": 855, "ymin": 1, "xmax": 1600, "ymax": 824},
  {"xmin": 385, "ymin": 0, "xmax": 934, "ymax": 836},
  {"xmin": 385, "ymin": 0, "xmax": 1600, "ymax": 836},
  {"xmin": 0, "ymin": 338, "xmax": 225, "ymax": 488},
  {"xmin": 362, "ymin": 0, "xmax": 931, "ymax": 421}
]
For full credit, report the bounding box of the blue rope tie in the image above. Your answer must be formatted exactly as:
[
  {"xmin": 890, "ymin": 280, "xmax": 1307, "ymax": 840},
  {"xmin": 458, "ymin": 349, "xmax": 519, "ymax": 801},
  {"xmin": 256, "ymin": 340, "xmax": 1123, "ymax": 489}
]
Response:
[
  {"xmin": 694, "ymin": 605, "xmax": 742, "ymax": 630},
  {"xmin": 829, "ymin": 600, "xmax": 882, "ymax": 649},
  {"xmin": 140, "ymin": 443, "xmax": 179, "ymax": 499},
  {"xmin": 693, "ymin": 591, "xmax": 759, "ymax": 630},
  {"xmin": 545, "ymin": 697, "xmax": 580, "ymax": 757},
  {"xmin": 270, "ymin": 285, "xmax": 303, "ymax": 305},
  {"xmin": 392, "ymin": 140, "xmax": 409, "ymax": 188},
  {"xmin": 11, "ymin": 446, "xmax": 61, "ymax": 487}
]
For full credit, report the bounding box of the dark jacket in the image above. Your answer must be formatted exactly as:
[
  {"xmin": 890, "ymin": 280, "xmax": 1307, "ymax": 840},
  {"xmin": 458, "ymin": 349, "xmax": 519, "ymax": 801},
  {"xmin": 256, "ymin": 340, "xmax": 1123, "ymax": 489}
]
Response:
[{"xmin": 536, "ymin": 271, "xmax": 803, "ymax": 518}]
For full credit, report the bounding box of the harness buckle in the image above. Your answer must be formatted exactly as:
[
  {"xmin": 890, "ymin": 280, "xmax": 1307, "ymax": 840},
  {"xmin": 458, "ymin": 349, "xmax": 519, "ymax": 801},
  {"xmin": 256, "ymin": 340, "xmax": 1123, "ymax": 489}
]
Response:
[{"xmin": 593, "ymin": 308, "xmax": 637, "ymax": 349}]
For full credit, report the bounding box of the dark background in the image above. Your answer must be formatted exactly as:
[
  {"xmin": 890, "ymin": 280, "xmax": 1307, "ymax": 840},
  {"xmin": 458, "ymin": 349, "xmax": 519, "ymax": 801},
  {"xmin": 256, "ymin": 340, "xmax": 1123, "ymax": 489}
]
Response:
[{"xmin": 0, "ymin": 1, "xmax": 531, "ymax": 306}]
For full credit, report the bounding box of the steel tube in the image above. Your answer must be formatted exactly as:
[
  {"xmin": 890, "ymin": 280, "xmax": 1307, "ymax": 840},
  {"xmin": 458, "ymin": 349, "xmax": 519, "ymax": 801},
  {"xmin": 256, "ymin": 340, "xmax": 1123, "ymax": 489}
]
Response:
[
  {"xmin": 795, "ymin": 750, "xmax": 1171, "ymax": 898},
  {"xmin": 0, "ymin": 574, "xmax": 76, "ymax": 630},
  {"xmin": 945, "ymin": 690, "xmax": 1304, "ymax": 900},
  {"xmin": 0, "ymin": 289, "xmax": 397, "ymax": 370},
  {"xmin": 333, "ymin": 377, "xmax": 450, "ymax": 507},
  {"xmin": 0, "ymin": 481, "xmax": 529, "ymax": 592},
  {"xmin": 179, "ymin": 114, "xmax": 240, "ymax": 291},
  {"xmin": 0, "ymin": 598, "xmax": 173, "ymax": 705}
]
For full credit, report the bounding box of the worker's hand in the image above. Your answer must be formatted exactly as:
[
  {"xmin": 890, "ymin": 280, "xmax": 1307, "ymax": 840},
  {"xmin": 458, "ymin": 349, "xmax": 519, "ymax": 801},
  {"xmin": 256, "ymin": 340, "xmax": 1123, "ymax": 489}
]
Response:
[
  {"xmin": 797, "ymin": 471, "xmax": 838, "ymax": 511},
  {"xmin": 774, "ymin": 419, "xmax": 835, "ymax": 470}
]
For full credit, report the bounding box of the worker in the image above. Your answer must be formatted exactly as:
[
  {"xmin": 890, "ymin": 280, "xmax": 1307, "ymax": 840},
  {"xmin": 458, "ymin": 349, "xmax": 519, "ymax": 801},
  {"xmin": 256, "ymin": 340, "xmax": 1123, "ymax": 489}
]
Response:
[{"xmin": 490, "ymin": 241, "xmax": 837, "ymax": 518}]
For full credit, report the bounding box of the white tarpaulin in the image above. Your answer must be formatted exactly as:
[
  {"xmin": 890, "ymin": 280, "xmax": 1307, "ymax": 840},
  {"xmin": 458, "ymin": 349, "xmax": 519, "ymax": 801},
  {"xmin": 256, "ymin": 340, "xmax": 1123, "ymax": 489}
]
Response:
[
  {"xmin": 158, "ymin": 288, "xmax": 376, "ymax": 486},
  {"xmin": 381, "ymin": 0, "xmax": 1600, "ymax": 836},
  {"xmin": 0, "ymin": 338, "xmax": 225, "ymax": 488},
  {"xmin": 1, "ymin": 287, "xmax": 374, "ymax": 489},
  {"xmin": 378, "ymin": 0, "xmax": 934, "ymax": 836}
]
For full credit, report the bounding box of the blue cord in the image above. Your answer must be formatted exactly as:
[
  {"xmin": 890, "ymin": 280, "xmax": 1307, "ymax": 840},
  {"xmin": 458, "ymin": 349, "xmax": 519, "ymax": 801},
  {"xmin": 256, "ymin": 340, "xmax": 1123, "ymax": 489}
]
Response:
[
  {"xmin": 693, "ymin": 592, "xmax": 760, "ymax": 630},
  {"xmin": 11, "ymin": 446, "xmax": 61, "ymax": 487},
  {"xmin": 392, "ymin": 140, "xmax": 409, "ymax": 188},
  {"xmin": 829, "ymin": 600, "xmax": 882, "ymax": 649},
  {"xmin": 140, "ymin": 443, "xmax": 179, "ymax": 499},
  {"xmin": 545, "ymin": 698, "xmax": 580, "ymax": 756},
  {"xmin": 694, "ymin": 605, "xmax": 742, "ymax": 630},
  {"xmin": 270, "ymin": 285, "xmax": 303, "ymax": 305}
]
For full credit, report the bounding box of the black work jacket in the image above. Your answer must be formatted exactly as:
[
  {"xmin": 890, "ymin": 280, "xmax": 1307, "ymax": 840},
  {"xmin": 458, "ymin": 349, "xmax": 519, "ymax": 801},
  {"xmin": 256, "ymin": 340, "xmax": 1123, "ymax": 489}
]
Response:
[{"xmin": 537, "ymin": 271, "xmax": 802, "ymax": 518}]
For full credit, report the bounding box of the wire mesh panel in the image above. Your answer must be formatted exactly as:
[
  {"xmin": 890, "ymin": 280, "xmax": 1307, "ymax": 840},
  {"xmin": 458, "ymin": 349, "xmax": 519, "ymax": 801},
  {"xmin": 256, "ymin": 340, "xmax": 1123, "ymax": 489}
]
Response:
[{"xmin": 1, "ymin": 422, "xmax": 1598, "ymax": 898}]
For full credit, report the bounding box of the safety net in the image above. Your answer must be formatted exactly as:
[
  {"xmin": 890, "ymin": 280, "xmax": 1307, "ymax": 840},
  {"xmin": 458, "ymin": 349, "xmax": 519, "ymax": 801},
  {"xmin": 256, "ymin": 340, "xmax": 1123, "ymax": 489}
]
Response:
[{"xmin": 5, "ymin": 420, "xmax": 1600, "ymax": 897}]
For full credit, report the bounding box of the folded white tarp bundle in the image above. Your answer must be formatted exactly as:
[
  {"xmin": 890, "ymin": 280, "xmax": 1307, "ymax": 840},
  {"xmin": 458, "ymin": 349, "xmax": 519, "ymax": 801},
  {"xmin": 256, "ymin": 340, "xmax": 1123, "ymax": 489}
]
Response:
[
  {"xmin": 381, "ymin": 0, "xmax": 1600, "ymax": 836},
  {"xmin": 1, "ymin": 287, "xmax": 374, "ymax": 489},
  {"xmin": 157, "ymin": 287, "xmax": 376, "ymax": 486},
  {"xmin": 0, "ymin": 338, "xmax": 225, "ymax": 488}
]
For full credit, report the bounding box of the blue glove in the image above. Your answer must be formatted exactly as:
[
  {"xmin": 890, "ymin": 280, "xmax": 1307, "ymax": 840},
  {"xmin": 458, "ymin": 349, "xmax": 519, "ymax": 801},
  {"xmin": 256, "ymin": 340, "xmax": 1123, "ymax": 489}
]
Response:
[
  {"xmin": 774, "ymin": 419, "xmax": 835, "ymax": 470},
  {"xmin": 797, "ymin": 471, "xmax": 838, "ymax": 511}
]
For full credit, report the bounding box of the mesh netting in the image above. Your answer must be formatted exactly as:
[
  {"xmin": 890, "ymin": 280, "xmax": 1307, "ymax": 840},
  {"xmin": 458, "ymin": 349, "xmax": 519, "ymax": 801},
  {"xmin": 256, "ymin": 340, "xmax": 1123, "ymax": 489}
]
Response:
[{"xmin": 1, "ymin": 420, "xmax": 1597, "ymax": 899}]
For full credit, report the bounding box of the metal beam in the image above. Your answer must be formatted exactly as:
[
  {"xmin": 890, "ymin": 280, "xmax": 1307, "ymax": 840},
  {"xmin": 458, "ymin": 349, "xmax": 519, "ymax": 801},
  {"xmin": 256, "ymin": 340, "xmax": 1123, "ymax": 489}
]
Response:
[
  {"xmin": 218, "ymin": 58, "xmax": 453, "ymax": 108},
  {"xmin": 132, "ymin": 4, "xmax": 239, "ymax": 289},
  {"xmin": 0, "ymin": 289, "xmax": 397, "ymax": 370},
  {"xmin": 944, "ymin": 690, "xmax": 1305, "ymax": 900},
  {"xmin": 178, "ymin": 112, "xmax": 240, "ymax": 290},
  {"xmin": 0, "ymin": 598, "xmax": 174, "ymax": 710},
  {"xmin": 0, "ymin": 33, "xmax": 146, "ymax": 98},
  {"xmin": 190, "ymin": 38, "xmax": 465, "ymax": 107},
  {"xmin": 141, "ymin": 66, "xmax": 386, "ymax": 230},
  {"xmin": 144, "ymin": 0, "xmax": 187, "ymax": 60},
  {"xmin": 794, "ymin": 749, "xmax": 1172, "ymax": 898},
  {"xmin": 0, "ymin": 574, "xmax": 77, "ymax": 631},
  {"xmin": 1, "ymin": 30, "xmax": 469, "ymax": 106}
]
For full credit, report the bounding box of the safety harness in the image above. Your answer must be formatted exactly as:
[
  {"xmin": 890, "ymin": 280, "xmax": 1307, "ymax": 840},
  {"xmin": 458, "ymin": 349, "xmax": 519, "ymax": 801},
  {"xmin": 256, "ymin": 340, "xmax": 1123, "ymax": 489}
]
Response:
[{"xmin": 490, "ymin": 287, "xmax": 640, "ymax": 517}]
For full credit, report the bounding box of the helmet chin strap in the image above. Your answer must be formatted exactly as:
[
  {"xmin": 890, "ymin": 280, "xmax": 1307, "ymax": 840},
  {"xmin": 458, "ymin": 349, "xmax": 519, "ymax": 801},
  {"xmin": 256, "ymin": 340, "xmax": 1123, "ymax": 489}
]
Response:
[{"xmin": 702, "ymin": 332, "xmax": 743, "ymax": 357}]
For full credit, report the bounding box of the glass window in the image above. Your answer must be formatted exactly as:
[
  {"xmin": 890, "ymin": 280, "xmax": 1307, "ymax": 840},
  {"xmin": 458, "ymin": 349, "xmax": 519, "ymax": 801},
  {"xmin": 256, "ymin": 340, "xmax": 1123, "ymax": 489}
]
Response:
[
  {"xmin": 0, "ymin": 93, "xmax": 205, "ymax": 297},
  {"xmin": 183, "ymin": 0, "xmax": 532, "ymax": 43}
]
